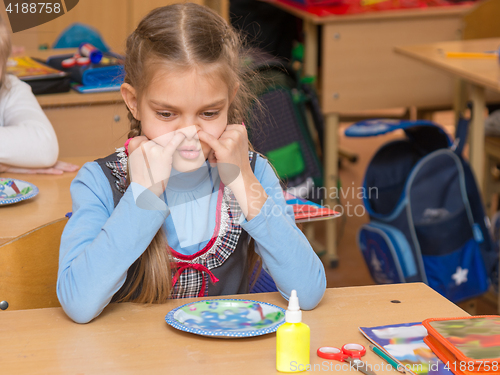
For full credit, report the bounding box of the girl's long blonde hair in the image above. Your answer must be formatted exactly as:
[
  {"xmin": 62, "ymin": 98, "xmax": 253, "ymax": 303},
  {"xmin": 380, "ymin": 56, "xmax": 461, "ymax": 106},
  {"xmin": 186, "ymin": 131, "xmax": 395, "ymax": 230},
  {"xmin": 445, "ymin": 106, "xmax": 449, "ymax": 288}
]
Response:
[{"xmin": 113, "ymin": 3, "xmax": 260, "ymax": 303}]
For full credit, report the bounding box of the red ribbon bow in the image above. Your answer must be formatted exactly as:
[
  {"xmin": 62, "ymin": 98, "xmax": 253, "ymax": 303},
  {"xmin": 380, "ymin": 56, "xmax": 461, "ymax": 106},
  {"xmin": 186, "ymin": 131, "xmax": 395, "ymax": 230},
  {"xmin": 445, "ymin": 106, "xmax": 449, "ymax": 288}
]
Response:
[{"xmin": 171, "ymin": 262, "xmax": 219, "ymax": 297}]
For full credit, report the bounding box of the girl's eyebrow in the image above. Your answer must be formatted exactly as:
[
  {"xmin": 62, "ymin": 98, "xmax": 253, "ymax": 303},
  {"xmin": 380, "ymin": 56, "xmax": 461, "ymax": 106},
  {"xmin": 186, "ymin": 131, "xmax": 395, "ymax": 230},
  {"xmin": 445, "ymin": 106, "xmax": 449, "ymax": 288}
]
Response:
[{"xmin": 150, "ymin": 99, "xmax": 227, "ymax": 110}]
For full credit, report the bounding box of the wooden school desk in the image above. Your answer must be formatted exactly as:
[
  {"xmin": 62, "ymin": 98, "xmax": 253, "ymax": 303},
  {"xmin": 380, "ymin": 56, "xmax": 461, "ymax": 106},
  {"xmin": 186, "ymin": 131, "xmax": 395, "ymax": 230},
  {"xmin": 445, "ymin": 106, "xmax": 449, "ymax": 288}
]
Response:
[
  {"xmin": 26, "ymin": 49, "xmax": 130, "ymax": 159},
  {"xmin": 1, "ymin": 283, "xmax": 467, "ymax": 374},
  {"xmin": 395, "ymin": 38, "xmax": 500, "ymax": 193},
  {"xmin": 262, "ymin": 1, "xmax": 474, "ymax": 267},
  {"xmin": 0, "ymin": 156, "xmax": 92, "ymax": 246}
]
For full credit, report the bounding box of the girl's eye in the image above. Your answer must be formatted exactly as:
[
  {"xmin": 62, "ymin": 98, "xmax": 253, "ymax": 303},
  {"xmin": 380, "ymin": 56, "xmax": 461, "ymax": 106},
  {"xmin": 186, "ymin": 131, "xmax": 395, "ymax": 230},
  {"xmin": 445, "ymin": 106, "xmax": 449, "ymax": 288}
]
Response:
[
  {"xmin": 157, "ymin": 112, "xmax": 173, "ymax": 119},
  {"xmin": 202, "ymin": 111, "xmax": 219, "ymax": 118}
]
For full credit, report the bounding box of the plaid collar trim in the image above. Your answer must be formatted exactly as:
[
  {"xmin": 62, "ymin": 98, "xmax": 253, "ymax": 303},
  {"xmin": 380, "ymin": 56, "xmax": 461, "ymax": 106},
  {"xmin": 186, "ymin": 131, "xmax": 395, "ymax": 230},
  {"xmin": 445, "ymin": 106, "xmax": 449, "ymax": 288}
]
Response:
[{"xmin": 105, "ymin": 147, "xmax": 128, "ymax": 194}]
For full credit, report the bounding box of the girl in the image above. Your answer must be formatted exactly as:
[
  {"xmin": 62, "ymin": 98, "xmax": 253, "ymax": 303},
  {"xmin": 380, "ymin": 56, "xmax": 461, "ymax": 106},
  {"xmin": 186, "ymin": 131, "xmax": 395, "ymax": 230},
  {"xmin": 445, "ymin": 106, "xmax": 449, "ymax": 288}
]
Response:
[
  {"xmin": 57, "ymin": 3, "xmax": 326, "ymax": 324},
  {"xmin": 0, "ymin": 14, "xmax": 79, "ymax": 174}
]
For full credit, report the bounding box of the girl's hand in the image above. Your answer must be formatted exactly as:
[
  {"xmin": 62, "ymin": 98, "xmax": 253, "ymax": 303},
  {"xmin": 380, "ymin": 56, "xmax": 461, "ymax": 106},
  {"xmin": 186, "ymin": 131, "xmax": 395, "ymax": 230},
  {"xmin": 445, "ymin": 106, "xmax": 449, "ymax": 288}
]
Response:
[
  {"xmin": 0, "ymin": 160, "xmax": 80, "ymax": 175},
  {"xmin": 197, "ymin": 124, "xmax": 251, "ymax": 186},
  {"xmin": 198, "ymin": 125, "xmax": 267, "ymax": 220},
  {"xmin": 127, "ymin": 133, "xmax": 185, "ymax": 196}
]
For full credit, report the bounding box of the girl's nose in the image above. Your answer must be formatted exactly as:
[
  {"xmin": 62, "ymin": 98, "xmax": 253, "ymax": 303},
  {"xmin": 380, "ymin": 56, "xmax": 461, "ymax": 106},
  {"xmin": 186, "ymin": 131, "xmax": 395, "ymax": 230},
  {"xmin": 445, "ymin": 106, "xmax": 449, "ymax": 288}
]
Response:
[{"xmin": 176, "ymin": 125, "xmax": 201, "ymax": 140}]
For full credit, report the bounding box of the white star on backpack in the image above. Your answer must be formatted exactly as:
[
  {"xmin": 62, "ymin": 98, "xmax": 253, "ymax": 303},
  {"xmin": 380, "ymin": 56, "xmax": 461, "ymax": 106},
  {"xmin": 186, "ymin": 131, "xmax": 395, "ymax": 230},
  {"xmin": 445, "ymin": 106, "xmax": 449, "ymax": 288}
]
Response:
[{"xmin": 452, "ymin": 267, "xmax": 468, "ymax": 286}]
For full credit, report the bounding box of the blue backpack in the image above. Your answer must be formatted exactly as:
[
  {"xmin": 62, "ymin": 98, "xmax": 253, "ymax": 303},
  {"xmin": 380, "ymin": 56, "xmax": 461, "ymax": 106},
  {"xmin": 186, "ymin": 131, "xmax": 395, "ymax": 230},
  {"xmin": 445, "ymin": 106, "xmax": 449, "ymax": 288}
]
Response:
[{"xmin": 346, "ymin": 118, "xmax": 497, "ymax": 303}]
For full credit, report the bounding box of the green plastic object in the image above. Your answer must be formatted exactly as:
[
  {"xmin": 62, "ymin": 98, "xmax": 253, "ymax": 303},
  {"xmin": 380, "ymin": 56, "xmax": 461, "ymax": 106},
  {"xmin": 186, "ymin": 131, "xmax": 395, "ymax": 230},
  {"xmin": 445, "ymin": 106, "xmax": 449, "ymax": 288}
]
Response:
[
  {"xmin": 292, "ymin": 43, "xmax": 304, "ymax": 62},
  {"xmin": 301, "ymin": 76, "xmax": 316, "ymax": 84},
  {"xmin": 266, "ymin": 142, "xmax": 305, "ymax": 179}
]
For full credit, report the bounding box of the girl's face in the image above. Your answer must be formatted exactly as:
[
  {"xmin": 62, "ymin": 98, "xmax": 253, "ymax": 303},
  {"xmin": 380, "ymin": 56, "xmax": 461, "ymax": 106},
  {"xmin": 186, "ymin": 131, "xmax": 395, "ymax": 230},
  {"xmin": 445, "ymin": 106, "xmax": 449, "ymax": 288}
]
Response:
[{"xmin": 126, "ymin": 65, "xmax": 232, "ymax": 172}]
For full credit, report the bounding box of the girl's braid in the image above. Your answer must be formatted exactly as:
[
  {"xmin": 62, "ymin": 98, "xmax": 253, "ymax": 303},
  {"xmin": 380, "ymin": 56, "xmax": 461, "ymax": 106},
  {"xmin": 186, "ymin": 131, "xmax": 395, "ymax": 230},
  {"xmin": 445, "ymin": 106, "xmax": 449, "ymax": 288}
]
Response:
[{"xmin": 127, "ymin": 110, "xmax": 141, "ymax": 139}]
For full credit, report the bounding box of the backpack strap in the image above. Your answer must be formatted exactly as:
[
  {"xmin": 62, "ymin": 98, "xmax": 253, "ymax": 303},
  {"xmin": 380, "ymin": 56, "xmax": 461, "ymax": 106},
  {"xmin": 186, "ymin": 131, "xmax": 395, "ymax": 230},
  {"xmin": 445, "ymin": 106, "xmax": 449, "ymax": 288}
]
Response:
[
  {"xmin": 453, "ymin": 115, "xmax": 469, "ymax": 156},
  {"xmin": 250, "ymin": 150, "xmax": 257, "ymax": 172}
]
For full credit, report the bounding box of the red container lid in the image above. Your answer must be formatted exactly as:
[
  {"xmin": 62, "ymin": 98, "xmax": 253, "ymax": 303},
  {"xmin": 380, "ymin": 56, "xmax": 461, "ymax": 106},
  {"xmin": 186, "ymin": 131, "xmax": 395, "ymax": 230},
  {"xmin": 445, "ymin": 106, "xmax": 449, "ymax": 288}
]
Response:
[
  {"xmin": 76, "ymin": 57, "xmax": 90, "ymax": 66},
  {"xmin": 62, "ymin": 58, "xmax": 76, "ymax": 68}
]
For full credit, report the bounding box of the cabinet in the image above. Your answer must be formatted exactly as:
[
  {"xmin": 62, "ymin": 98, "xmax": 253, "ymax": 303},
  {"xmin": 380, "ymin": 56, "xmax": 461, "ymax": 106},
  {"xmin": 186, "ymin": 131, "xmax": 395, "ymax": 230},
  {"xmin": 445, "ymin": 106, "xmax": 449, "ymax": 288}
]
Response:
[{"xmin": 42, "ymin": 102, "xmax": 130, "ymax": 158}]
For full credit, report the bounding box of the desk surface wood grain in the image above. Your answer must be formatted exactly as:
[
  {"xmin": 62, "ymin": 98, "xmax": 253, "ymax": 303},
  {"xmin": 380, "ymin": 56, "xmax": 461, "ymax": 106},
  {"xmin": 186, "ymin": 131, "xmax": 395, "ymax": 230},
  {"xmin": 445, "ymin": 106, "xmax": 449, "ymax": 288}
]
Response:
[
  {"xmin": 0, "ymin": 156, "xmax": 94, "ymax": 245},
  {"xmin": 0, "ymin": 284, "xmax": 466, "ymax": 374},
  {"xmin": 395, "ymin": 38, "xmax": 500, "ymax": 93}
]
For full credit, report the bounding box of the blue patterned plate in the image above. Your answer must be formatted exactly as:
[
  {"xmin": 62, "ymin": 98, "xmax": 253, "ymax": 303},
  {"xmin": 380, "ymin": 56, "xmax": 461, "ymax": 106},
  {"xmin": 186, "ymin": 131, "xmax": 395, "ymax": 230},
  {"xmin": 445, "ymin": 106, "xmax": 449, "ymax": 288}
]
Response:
[
  {"xmin": 165, "ymin": 298, "xmax": 286, "ymax": 338},
  {"xmin": 0, "ymin": 178, "xmax": 39, "ymax": 206}
]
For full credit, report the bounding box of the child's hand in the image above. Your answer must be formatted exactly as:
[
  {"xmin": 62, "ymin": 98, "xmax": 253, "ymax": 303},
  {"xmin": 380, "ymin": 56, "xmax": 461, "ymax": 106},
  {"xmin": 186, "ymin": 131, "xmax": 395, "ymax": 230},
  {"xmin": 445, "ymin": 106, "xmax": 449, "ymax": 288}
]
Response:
[
  {"xmin": 127, "ymin": 133, "xmax": 185, "ymax": 196},
  {"xmin": 197, "ymin": 124, "xmax": 250, "ymax": 186},
  {"xmin": 198, "ymin": 125, "xmax": 267, "ymax": 220},
  {"xmin": 0, "ymin": 160, "xmax": 80, "ymax": 175}
]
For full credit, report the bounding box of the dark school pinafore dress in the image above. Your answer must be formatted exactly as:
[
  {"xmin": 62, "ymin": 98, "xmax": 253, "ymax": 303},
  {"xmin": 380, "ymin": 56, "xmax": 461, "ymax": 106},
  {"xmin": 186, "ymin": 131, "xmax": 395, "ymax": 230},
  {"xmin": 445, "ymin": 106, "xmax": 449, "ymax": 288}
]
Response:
[{"xmin": 95, "ymin": 149, "xmax": 257, "ymax": 299}]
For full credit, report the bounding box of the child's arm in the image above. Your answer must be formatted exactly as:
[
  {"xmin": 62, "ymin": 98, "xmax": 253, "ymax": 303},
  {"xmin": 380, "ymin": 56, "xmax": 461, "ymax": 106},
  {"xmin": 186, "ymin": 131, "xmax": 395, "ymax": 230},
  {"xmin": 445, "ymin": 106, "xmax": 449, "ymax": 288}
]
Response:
[
  {"xmin": 240, "ymin": 155, "xmax": 327, "ymax": 310},
  {"xmin": 0, "ymin": 76, "xmax": 59, "ymax": 168},
  {"xmin": 0, "ymin": 160, "xmax": 79, "ymax": 174},
  {"xmin": 57, "ymin": 162, "xmax": 169, "ymax": 323}
]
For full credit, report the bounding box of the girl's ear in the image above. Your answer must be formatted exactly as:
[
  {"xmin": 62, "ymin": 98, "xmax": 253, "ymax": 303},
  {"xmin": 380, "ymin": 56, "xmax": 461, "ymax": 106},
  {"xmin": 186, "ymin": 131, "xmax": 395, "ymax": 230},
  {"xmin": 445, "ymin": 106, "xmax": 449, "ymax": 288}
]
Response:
[{"xmin": 121, "ymin": 83, "xmax": 141, "ymax": 120}]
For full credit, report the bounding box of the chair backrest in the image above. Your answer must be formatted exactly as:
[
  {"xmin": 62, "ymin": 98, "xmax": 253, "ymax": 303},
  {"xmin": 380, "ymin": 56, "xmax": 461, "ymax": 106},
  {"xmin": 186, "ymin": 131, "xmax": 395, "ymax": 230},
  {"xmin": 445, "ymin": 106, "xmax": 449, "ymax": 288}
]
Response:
[
  {"xmin": 0, "ymin": 217, "xmax": 67, "ymax": 311},
  {"xmin": 462, "ymin": 0, "xmax": 500, "ymax": 40}
]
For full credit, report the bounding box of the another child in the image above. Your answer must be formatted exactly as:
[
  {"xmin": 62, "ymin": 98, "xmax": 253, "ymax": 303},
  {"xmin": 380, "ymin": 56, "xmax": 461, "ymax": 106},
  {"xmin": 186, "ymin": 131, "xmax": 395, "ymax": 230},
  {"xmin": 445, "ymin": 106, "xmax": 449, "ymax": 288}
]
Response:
[
  {"xmin": 57, "ymin": 3, "xmax": 326, "ymax": 323},
  {"xmin": 0, "ymin": 15, "xmax": 78, "ymax": 174}
]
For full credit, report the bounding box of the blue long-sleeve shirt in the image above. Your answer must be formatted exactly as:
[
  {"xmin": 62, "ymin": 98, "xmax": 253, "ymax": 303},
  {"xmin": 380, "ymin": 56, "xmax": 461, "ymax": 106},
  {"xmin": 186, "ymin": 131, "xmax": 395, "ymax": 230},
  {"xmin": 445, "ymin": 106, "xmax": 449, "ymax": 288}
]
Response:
[{"xmin": 57, "ymin": 154, "xmax": 326, "ymax": 323}]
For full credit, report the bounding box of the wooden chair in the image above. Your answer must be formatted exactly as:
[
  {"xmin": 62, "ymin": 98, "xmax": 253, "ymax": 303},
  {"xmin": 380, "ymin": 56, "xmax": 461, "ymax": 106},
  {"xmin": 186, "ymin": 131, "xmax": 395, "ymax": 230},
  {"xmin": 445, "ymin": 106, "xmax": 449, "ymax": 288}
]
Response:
[{"xmin": 0, "ymin": 217, "xmax": 67, "ymax": 311}]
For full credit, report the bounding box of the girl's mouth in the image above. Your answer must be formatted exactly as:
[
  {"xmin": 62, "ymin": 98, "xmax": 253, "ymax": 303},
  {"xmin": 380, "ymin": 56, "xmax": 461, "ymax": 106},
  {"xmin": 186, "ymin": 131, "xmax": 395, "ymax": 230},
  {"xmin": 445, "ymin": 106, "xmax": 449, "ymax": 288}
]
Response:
[{"xmin": 177, "ymin": 149, "xmax": 201, "ymax": 160}]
